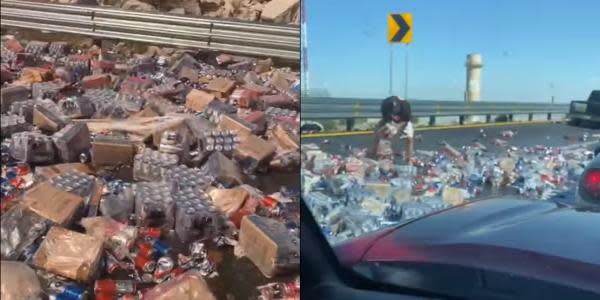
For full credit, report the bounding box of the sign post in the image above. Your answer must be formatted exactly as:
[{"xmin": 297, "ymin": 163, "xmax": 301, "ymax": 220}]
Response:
[{"xmin": 388, "ymin": 13, "xmax": 412, "ymax": 98}]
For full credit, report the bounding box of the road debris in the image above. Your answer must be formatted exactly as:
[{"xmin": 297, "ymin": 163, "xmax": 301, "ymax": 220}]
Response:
[
  {"xmin": 302, "ymin": 136, "xmax": 597, "ymax": 244},
  {"xmin": 1, "ymin": 35, "xmax": 299, "ymax": 299}
]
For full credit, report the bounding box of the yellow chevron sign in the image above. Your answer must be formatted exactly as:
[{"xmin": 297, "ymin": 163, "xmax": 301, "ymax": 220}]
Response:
[{"xmin": 388, "ymin": 13, "xmax": 413, "ymax": 44}]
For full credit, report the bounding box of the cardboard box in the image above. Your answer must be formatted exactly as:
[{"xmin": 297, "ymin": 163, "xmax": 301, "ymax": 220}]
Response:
[
  {"xmin": 143, "ymin": 271, "xmax": 216, "ymax": 300},
  {"xmin": 81, "ymin": 74, "xmax": 112, "ymax": 90},
  {"xmin": 22, "ymin": 181, "xmax": 84, "ymax": 225},
  {"xmin": 33, "ymin": 104, "xmax": 67, "ymax": 132},
  {"xmin": 208, "ymin": 187, "xmax": 249, "ymax": 216},
  {"xmin": 218, "ymin": 114, "xmax": 254, "ymax": 138},
  {"xmin": 185, "ymin": 89, "xmax": 215, "ymax": 112},
  {"xmin": 272, "ymin": 124, "xmax": 299, "ymax": 150},
  {"xmin": 91, "ymin": 134, "xmax": 135, "ymax": 166},
  {"xmin": 179, "ymin": 66, "xmax": 198, "ymax": 82},
  {"xmin": 207, "ymin": 77, "xmax": 235, "ymax": 94},
  {"xmin": 233, "ymin": 135, "xmax": 276, "ymax": 173},
  {"xmin": 239, "ymin": 215, "xmax": 299, "ymax": 278},
  {"xmin": 32, "ymin": 226, "xmax": 103, "ymax": 283}
]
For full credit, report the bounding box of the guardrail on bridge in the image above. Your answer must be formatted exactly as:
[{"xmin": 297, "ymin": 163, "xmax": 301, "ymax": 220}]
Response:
[
  {"xmin": 0, "ymin": 0, "xmax": 300, "ymax": 61},
  {"xmin": 301, "ymin": 97, "xmax": 570, "ymax": 131}
]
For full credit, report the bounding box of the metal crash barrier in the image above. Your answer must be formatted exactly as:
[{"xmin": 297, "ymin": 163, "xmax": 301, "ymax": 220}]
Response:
[
  {"xmin": 0, "ymin": 0, "xmax": 300, "ymax": 61},
  {"xmin": 302, "ymin": 97, "xmax": 570, "ymax": 131}
]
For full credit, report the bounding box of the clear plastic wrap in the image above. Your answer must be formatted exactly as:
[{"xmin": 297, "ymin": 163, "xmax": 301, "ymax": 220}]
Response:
[
  {"xmin": 52, "ymin": 123, "xmax": 92, "ymax": 163},
  {"xmin": 134, "ymin": 182, "xmax": 175, "ymax": 230},
  {"xmin": 32, "ymin": 226, "xmax": 104, "ymax": 283},
  {"xmin": 174, "ymin": 188, "xmax": 220, "ymax": 242},
  {"xmin": 0, "ymin": 204, "xmax": 49, "ymax": 260},
  {"xmin": 0, "ymin": 261, "xmax": 42, "ymax": 300},
  {"xmin": 201, "ymin": 152, "xmax": 243, "ymax": 187},
  {"xmin": 50, "ymin": 170, "xmax": 96, "ymax": 198},
  {"xmin": 81, "ymin": 216, "xmax": 137, "ymax": 260},
  {"xmin": 9, "ymin": 131, "xmax": 56, "ymax": 164},
  {"xmin": 133, "ymin": 148, "xmax": 179, "ymax": 182},
  {"xmin": 99, "ymin": 183, "xmax": 134, "ymax": 223},
  {"xmin": 164, "ymin": 165, "xmax": 212, "ymax": 191}
]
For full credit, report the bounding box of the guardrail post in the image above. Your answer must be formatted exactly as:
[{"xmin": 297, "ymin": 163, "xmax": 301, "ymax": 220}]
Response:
[
  {"xmin": 528, "ymin": 113, "xmax": 533, "ymax": 121},
  {"xmin": 486, "ymin": 114, "xmax": 491, "ymax": 123},
  {"xmin": 429, "ymin": 116, "xmax": 436, "ymax": 126},
  {"xmin": 459, "ymin": 115, "xmax": 465, "ymax": 125},
  {"xmin": 346, "ymin": 118, "xmax": 355, "ymax": 131},
  {"xmin": 547, "ymin": 113, "xmax": 552, "ymax": 120}
]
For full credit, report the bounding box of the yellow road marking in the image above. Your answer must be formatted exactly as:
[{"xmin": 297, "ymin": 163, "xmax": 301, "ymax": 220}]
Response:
[{"xmin": 301, "ymin": 120, "xmax": 557, "ymax": 138}]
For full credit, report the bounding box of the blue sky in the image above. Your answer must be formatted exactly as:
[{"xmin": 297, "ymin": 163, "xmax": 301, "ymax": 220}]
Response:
[{"xmin": 304, "ymin": 0, "xmax": 600, "ymax": 102}]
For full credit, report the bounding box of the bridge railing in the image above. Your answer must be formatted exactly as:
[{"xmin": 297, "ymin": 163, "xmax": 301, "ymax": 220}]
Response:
[
  {"xmin": 301, "ymin": 97, "xmax": 569, "ymax": 131},
  {"xmin": 0, "ymin": 0, "xmax": 299, "ymax": 61}
]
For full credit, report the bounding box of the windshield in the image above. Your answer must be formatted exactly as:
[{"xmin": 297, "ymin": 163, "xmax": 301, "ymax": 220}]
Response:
[{"xmin": 300, "ymin": 0, "xmax": 600, "ymax": 257}]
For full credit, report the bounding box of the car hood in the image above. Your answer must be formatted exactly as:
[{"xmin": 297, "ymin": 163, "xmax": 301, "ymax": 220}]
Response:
[{"xmin": 359, "ymin": 197, "xmax": 600, "ymax": 268}]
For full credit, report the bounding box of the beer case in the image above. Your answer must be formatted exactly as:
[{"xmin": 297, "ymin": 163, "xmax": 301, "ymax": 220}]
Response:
[
  {"xmin": 22, "ymin": 181, "xmax": 84, "ymax": 226},
  {"xmin": 32, "ymin": 226, "xmax": 104, "ymax": 283},
  {"xmin": 239, "ymin": 215, "xmax": 299, "ymax": 278},
  {"xmin": 91, "ymin": 134, "xmax": 135, "ymax": 167},
  {"xmin": 52, "ymin": 123, "xmax": 92, "ymax": 162},
  {"xmin": 9, "ymin": 132, "xmax": 56, "ymax": 164},
  {"xmin": 0, "ymin": 205, "xmax": 50, "ymax": 260},
  {"xmin": 33, "ymin": 101, "xmax": 69, "ymax": 132},
  {"xmin": 202, "ymin": 152, "xmax": 243, "ymax": 187},
  {"xmin": 233, "ymin": 135, "xmax": 276, "ymax": 174},
  {"xmin": 34, "ymin": 163, "xmax": 95, "ymax": 182},
  {"xmin": 272, "ymin": 124, "xmax": 299, "ymax": 151},
  {"xmin": 1, "ymin": 85, "xmax": 29, "ymax": 114},
  {"xmin": 218, "ymin": 114, "xmax": 256, "ymax": 138}
]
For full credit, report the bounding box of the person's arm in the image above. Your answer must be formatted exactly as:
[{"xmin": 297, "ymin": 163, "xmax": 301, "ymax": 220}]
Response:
[
  {"xmin": 391, "ymin": 121, "xmax": 414, "ymax": 164},
  {"xmin": 371, "ymin": 121, "xmax": 388, "ymax": 158},
  {"xmin": 406, "ymin": 136, "xmax": 414, "ymax": 165}
]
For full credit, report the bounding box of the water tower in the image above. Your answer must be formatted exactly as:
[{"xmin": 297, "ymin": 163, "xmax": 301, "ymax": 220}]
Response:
[{"xmin": 465, "ymin": 53, "xmax": 483, "ymax": 103}]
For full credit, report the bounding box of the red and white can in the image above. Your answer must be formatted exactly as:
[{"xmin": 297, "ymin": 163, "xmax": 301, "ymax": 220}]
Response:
[{"xmin": 94, "ymin": 279, "xmax": 136, "ymax": 295}]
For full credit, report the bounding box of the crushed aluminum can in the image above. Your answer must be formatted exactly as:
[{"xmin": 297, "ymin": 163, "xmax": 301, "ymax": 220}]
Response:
[
  {"xmin": 189, "ymin": 241, "xmax": 206, "ymax": 259},
  {"xmin": 196, "ymin": 259, "xmax": 216, "ymax": 277},
  {"xmin": 140, "ymin": 273, "xmax": 154, "ymax": 283},
  {"xmin": 133, "ymin": 252, "xmax": 156, "ymax": 273},
  {"xmin": 105, "ymin": 253, "xmax": 121, "ymax": 274},
  {"xmin": 153, "ymin": 256, "xmax": 174, "ymax": 282}
]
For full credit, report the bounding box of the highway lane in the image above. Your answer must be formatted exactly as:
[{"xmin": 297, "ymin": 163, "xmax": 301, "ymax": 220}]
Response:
[{"xmin": 302, "ymin": 122, "xmax": 600, "ymax": 156}]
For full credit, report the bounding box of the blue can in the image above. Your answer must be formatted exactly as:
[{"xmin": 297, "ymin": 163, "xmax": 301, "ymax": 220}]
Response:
[
  {"xmin": 51, "ymin": 284, "xmax": 87, "ymax": 300},
  {"xmin": 5, "ymin": 168, "xmax": 17, "ymax": 180},
  {"xmin": 149, "ymin": 239, "xmax": 169, "ymax": 257}
]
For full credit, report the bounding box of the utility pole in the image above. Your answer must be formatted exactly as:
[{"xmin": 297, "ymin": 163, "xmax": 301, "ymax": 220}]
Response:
[
  {"xmin": 389, "ymin": 45, "xmax": 393, "ymax": 95},
  {"xmin": 301, "ymin": 0, "xmax": 309, "ymax": 96}
]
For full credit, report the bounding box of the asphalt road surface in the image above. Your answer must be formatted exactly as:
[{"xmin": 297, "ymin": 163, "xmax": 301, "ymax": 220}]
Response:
[{"xmin": 302, "ymin": 122, "xmax": 600, "ymax": 156}]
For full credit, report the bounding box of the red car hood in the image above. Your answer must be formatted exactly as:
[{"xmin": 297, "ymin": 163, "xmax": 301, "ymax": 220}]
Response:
[{"xmin": 334, "ymin": 198, "xmax": 600, "ymax": 292}]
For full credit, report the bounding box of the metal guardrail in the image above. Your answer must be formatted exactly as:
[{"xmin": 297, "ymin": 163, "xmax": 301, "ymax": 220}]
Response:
[
  {"xmin": 302, "ymin": 97, "xmax": 570, "ymax": 129},
  {"xmin": 0, "ymin": 0, "xmax": 300, "ymax": 61}
]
